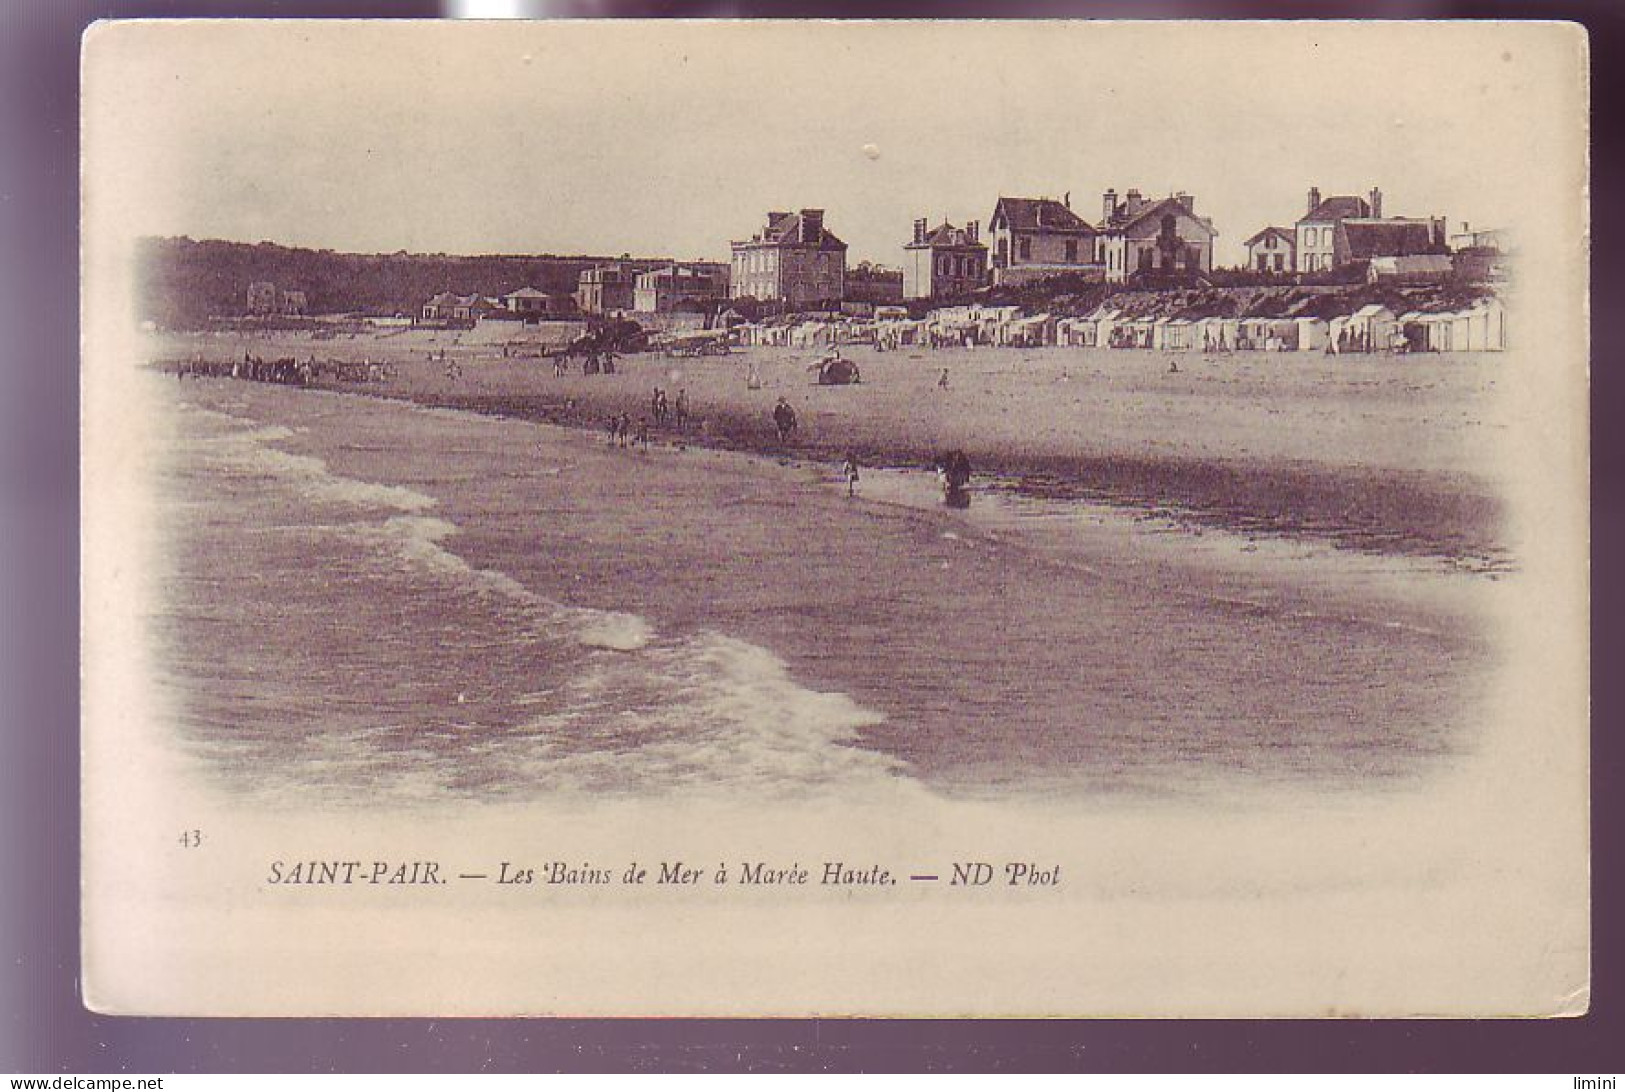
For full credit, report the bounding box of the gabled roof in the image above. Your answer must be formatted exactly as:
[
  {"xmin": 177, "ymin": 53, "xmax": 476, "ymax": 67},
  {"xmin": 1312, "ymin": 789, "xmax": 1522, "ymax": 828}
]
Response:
[
  {"xmin": 756, "ymin": 211, "xmax": 847, "ymax": 251},
  {"xmin": 1245, "ymin": 226, "xmax": 1295, "ymax": 247},
  {"xmin": 425, "ymin": 291, "xmax": 461, "ymax": 306},
  {"xmin": 908, "ymin": 221, "xmax": 988, "ymax": 249},
  {"xmin": 1301, "ymin": 195, "xmax": 1371, "ymax": 222},
  {"xmin": 1343, "ymin": 220, "xmax": 1444, "ymax": 259},
  {"xmin": 992, "ymin": 197, "xmax": 1096, "ymax": 235},
  {"xmin": 1102, "ymin": 195, "xmax": 1216, "ymax": 238},
  {"xmin": 504, "ymin": 286, "xmax": 550, "ymax": 298}
]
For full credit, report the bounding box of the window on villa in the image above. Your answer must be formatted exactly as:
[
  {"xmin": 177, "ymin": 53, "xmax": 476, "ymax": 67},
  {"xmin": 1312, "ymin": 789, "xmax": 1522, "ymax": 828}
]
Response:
[
  {"xmin": 1018, "ymin": 236, "xmax": 1031, "ymax": 261},
  {"xmin": 1064, "ymin": 240, "xmax": 1077, "ymax": 262}
]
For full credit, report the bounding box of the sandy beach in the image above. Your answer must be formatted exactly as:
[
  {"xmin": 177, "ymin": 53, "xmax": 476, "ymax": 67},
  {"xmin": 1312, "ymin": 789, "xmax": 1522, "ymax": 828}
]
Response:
[{"xmin": 149, "ymin": 327, "xmax": 1512, "ymax": 561}]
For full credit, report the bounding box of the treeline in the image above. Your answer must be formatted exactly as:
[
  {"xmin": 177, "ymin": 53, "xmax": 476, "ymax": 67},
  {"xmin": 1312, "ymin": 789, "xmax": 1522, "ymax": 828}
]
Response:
[{"xmin": 135, "ymin": 237, "xmax": 671, "ymax": 328}]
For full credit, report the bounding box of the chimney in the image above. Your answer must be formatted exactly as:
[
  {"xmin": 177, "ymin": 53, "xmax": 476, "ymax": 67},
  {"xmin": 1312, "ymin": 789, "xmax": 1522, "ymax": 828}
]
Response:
[
  {"xmin": 1368, "ymin": 187, "xmax": 1383, "ymax": 218},
  {"xmin": 1176, "ymin": 192, "xmax": 1195, "ymax": 213},
  {"xmin": 1432, "ymin": 216, "xmax": 1448, "ymax": 248},
  {"xmin": 913, "ymin": 218, "xmax": 927, "ymax": 245},
  {"xmin": 967, "ymin": 219, "xmax": 979, "ymax": 243},
  {"xmin": 1307, "ymin": 187, "xmax": 1321, "ymax": 216},
  {"xmin": 1102, "ymin": 189, "xmax": 1117, "ymax": 224},
  {"xmin": 799, "ymin": 208, "xmax": 824, "ymax": 243},
  {"xmin": 1063, "ymin": 191, "xmax": 1071, "ymax": 209},
  {"xmin": 1125, "ymin": 189, "xmax": 1143, "ymax": 217}
]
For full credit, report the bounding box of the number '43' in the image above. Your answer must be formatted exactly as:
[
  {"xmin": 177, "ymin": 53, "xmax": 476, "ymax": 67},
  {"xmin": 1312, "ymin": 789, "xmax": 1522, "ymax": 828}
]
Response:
[{"xmin": 178, "ymin": 829, "xmax": 202, "ymax": 848}]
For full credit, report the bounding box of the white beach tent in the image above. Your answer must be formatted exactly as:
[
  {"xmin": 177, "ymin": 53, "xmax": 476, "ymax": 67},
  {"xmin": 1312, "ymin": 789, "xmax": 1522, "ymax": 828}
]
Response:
[
  {"xmin": 1092, "ymin": 308, "xmax": 1122, "ymax": 347},
  {"xmin": 1150, "ymin": 317, "xmax": 1174, "ymax": 350},
  {"xmin": 1192, "ymin": 316, "xmax": 1228, "ymax": 351},
  {"xmin": 1265, "ymin": 318, "xmax": 1298, "ymax": 351},
  {"xmin": 1162, "ymin": 318, "xmax": 1196, "ymax": 351},
  {"xmin": 1465, "ymin": 297, "xmax": 1506, "ymax": 351},
  {"xmin": 1425, "ymin": 312, "xmax": 1456, "ymax": 352},
  {"xmin": 1294, "ymin": 316, "xmax": 1329, "ymax": 352},
  {"xmin": 1349, "ymin": 303, "xmax": 1400, "ymax": 351}
]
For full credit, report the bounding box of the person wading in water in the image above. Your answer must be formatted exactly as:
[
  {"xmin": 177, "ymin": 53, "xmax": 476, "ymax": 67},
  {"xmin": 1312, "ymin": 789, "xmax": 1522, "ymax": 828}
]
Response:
[{"xmin": 773, "ymin": 397, "xmax": 798, "ymax": 445}]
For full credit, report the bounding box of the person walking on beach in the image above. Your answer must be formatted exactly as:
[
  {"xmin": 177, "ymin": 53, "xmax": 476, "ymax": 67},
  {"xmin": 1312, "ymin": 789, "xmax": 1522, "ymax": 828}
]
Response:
[
  {"xmin": 842, "ymin": 453, "xmax": 860, "ymax": 498},
  {"xmin": 606, "ymin": 413, "xmax": 620, "ymax": 446},
  {"xmin": 635, "ymin": 417, "xmax": 650, "ymax": 451},
  {"xmin": 937, "ymin": 368, "xmax": 950, "ymax": 390},
  {"xmin": 674, "ymin": 388, "xmax": 690, "ymax": 430},
  {"xmin": 773, "ymin": 397, "xmax": 798, "ymax": 445}
]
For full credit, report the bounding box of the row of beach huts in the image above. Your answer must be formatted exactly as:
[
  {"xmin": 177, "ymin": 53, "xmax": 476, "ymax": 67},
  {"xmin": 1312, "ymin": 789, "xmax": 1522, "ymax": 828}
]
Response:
[{"xmin": 726, "ymin": 296, "xmax": 1506, "ymax": 355}]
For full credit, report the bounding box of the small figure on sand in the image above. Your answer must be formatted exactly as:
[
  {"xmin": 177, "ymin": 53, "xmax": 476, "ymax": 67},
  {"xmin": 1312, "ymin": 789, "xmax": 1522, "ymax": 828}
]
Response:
[
  {"xmin": 1167, "ymin": 359, "xmax": 1179, "ymax": 374},
  {"xmin": 746, "ymin": 363, "xmax": 762, "ymax": 390},
  {"xmin": 674, "ymin": 388, "xmax": 690, "ymax": 430},
  {"xmin": 937, "ymin": 368, "xmax": 950, "ymax": 390},
  {"xmin": 773, "ymin": 397, "xmax": 798, "ymax": 444},
  {"xmin": 635, "ymin": 417, "xmax": 650, "ymax": 451},
  {"xmin": 618, "ymin": 412, "xmax": 633, "ymax": 448},
  {"xmin": 842, "ymin": 452, "xmax": 860, "ymax": 498}
]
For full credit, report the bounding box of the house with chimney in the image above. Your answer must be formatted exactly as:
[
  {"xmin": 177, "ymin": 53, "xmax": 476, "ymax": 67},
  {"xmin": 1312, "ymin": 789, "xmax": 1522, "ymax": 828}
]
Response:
[
  {"xmin": 902, "ymin": 218, "xmax": 989, "ymax": 300},
  {"xmin": 730, "ymin": 209, "xmax": 847, "ymax": 309},
  {"xmin": 1095, "ymin": 189, "xmax": 1217, "ymax": 284},
  {"xmin": 1244, "ymin": 227, "xmax": 1296, "ymax": 274},
  {"xmin": 633, "ymin": 262, "xmax": 730, "ymax": 313},
  {"xmin": 576, "ymin": 264, "xmax": 640, "ymax": 314},
  {"xmin": 1296, "ymin": 187, "xmax": 1449, "ymax": 274},
  {"xmin": 987, "ymin": 196, "xmax": 1101, "ymax": 287}
]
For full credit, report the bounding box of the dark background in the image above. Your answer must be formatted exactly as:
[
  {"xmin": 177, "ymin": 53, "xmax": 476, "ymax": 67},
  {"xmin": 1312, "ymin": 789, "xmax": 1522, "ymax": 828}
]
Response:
[{"xmin": 2, "ymin": 0, "xmax": 1616, "ymax": 1073}]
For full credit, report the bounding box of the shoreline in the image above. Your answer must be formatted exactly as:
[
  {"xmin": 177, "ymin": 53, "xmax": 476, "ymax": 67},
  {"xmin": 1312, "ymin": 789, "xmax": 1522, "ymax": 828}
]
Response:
[
  {"xmin": 148, "ymin": 335, "xmax": 1509, "ymax": 564},
  {"xmin": 326, "ymin": 379, "xmax": 1506, "ymax": 565}
]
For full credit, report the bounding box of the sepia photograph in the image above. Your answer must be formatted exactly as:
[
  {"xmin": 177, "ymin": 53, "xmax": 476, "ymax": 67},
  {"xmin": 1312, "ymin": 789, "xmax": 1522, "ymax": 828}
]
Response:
[{"xmin": 79, "ymin": 18, "xmax": 1590, "ymax": 1018}]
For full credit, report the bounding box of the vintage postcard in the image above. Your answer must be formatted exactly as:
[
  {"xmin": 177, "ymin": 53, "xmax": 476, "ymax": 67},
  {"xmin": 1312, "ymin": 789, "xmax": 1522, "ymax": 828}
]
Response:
[{"xmin": 80, "ymin": 19, "xmax": 1590, "ymax": 1017}]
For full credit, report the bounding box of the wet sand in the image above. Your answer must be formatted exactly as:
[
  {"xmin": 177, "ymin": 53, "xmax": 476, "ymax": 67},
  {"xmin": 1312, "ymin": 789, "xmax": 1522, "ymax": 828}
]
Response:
[{"xmin": 149, "ymin": 328, "xmax": 1512, "ymax": 561}]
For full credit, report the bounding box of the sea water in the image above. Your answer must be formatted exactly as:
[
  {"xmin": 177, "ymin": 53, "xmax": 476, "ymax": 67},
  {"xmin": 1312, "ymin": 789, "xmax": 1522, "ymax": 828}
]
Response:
[{"xmin": 141, "ymin": 373, "xmax": 1498, "ymax": 808}]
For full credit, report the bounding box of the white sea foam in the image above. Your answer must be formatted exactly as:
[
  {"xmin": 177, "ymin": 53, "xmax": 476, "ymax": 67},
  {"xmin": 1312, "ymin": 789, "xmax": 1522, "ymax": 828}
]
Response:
[
  {"xmin": 488, "ymin": 633, "xmax": 913, "ymax": 802},
  {"xmin": 576, "ymin": 612, "xmax": 653, "ymax": 652},
  {"xmin": 173, "ymin": 394, "xmax": 917, "ymax": 804},
  {"xmin": 192, "ymin": 405, "xmax": 437, "ymax": 514}
]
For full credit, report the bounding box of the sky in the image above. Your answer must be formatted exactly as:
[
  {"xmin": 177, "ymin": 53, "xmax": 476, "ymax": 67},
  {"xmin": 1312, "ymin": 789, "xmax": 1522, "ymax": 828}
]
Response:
[{"xmin": 84, "ymin": 20, "xmax": 1583, "ymax": 268}]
